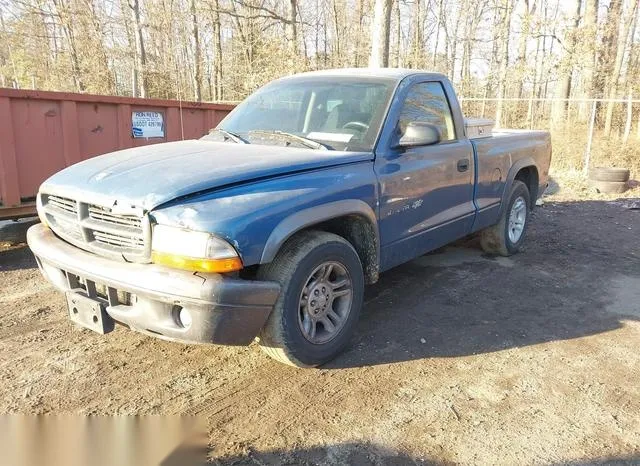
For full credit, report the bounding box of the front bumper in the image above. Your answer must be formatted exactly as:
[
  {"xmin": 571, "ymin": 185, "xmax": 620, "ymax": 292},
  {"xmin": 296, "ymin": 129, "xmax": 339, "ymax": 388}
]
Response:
[{"xmin": 27, "ymin": 224, "xmax": 280, "ymax": 345}]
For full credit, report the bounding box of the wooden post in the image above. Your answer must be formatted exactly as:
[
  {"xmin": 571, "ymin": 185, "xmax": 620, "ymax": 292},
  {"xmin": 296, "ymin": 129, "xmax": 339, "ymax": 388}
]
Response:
[
  {"xmin": 623, "ymin": 94, "xmax": 632, "ymax": 143},
  {"xmin": 583, "ymin": 100, "xmax": 597, "ymax": 175}
]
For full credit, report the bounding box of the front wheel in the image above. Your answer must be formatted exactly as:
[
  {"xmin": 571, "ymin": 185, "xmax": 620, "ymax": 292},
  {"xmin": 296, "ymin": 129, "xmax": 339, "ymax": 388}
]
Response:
[
  {"xmin": 256, "ymin": 231, "xmax": 364, "ymax": 367},
  {"xmin": 480, "ymin": 180, "xmax": 531, "ymax": 256}
]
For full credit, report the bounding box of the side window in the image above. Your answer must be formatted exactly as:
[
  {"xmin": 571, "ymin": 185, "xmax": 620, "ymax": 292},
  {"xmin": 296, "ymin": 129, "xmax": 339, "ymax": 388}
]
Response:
[{"xmin": 398, "ymin": 82, "xmax": 456, "ymax": 141}]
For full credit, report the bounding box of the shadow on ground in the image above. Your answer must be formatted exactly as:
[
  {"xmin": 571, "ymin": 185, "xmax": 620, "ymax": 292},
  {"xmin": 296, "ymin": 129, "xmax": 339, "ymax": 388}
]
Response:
[
  {"xmin": 0, "ymin": 218, "xmax": 38, "ymax": 272},
  {"xmin": 327, "ymin": 199, "xmax": 640, "ymax": 368},
  {"xmin": 0, "ymin": 246, "xmax": 38, "ymax": 272},
  {"xmin": 211, "ymin": 441, "xmax": 640, "ymax": 466},
  {"xmin": 211, "ymin": 442, "xmax": 445, "ymax": 465}
]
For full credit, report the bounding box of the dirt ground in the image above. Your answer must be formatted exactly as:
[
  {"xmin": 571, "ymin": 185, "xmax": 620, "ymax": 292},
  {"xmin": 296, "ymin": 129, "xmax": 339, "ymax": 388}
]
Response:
[{"xmin": 1, "ymin": 182, "xmax": 639, "ymax": 465}]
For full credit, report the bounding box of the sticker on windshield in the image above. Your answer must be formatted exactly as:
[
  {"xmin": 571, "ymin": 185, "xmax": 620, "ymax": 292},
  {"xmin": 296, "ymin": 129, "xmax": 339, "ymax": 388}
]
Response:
[{"xmin": 307, "ymin": 132, "xmax": 354, "ymax": 143}]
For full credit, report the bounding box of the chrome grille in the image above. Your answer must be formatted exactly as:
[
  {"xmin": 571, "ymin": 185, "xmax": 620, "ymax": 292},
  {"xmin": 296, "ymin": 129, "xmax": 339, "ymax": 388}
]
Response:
[
  {"xmin": 93, "ymin": 230, "xmax": 145, "ymax": 249},
  {"xmin": 88, "ymin": 206, "xmax": 142, "ymax": 229},
  {"xmin": 48, "ymin": 195, "xmax": 78, "ymax": 215},
  {"xmin": 42, "ymin": 193, "xmax": 150, "ymax": 262}
]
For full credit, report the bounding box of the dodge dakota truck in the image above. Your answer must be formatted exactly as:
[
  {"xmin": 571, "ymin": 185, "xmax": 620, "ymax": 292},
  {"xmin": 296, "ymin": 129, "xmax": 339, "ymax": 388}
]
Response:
[{"xmin": 27, "ymin": 69, "xmax": 551, "ymax": 367}]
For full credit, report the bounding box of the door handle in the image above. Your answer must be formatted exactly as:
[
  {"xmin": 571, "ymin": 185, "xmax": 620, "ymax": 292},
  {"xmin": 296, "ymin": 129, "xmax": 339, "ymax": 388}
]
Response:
[{"xmin": 457, "ymin": 159, "xmax": 469, "ymax": 172}]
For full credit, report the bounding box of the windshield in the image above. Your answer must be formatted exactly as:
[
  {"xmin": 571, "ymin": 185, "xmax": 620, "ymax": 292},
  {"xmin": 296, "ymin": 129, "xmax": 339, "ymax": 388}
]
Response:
[{"xmin": 203, "ymin": 77, "xmax": 395, "ymax": 151}]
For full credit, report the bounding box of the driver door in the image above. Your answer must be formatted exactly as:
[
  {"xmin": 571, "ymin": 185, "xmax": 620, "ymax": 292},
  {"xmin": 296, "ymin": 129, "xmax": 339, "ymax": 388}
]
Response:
[{"xmin": 375, "ymin": 81, "xmax": 476, "ymax": 271}]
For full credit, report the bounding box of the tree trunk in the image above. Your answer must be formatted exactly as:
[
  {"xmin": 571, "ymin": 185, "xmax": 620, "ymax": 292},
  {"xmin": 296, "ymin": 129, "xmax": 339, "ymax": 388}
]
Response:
[
  {"xmin": 594, "ymin": 0, "xmax": 622, "ymax": 101},
  {"xmin": 494, "ymin": 0, "xmax": 514, "ymax": 128},
  {"xmin": 130, "ymin": 0, "xmax": 147, "ymax": 98},
  {"xmin": 369, "ymin": 0, "xmax": 393, "ymax": 67},
  {"xmin": 52, "ymin": 0, "xmax": 84, "ymax": 92},
  {"xmin": 432, "ymin": 0, "xmax": 444, "ymax": 69},
  {"xmin": 550, "ymin": 0, "xmax": 581, "ymax": 127},
  {"xmin": 332, "ymin": 0, "xmax": 341, "ymax": 66},
  {"xmin": 410, "ymin": 0, "xmax": 422, "ymax": 67},
  {"xmin": 578, "ymin": 0, "xmax": 599, "ymax": 120},
  {"xmin": 449, "ymin": 5, "xmax": 464, "ymax": 80},
  {"xmin": 355, "ymin": 0, "xmax": 364, "ymax": 66},
  {"xmin": 395, "ymin": 0, "xmax": 402, "ymax": 67},
  {"xmin": 516, "ymin": 0, "xmax": 536, "ymax": 98},
  {"xmin": 191, "ymin": 0, "xmax": 202, "ymax": 101},
  {"xmin": 212, "ymin": 0, "xmax": 223, "ymax": 101},
  {"xmin": 287, "ymin": 0, "xmax": 298, "ymax": 56},
  {"xmin": 604, "ymin": 0, "xmax": 638, "ymax": 136}
]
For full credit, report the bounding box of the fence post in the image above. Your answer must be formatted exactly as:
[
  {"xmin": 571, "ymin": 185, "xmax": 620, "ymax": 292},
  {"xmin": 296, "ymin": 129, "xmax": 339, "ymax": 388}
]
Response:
[
  {"xmin": 623, "ymin": 94, "xmax": 632, "ymax": 144},
  {"xmin": 583, "ymin": 100, "xmax": 597, "ymax": 175}
]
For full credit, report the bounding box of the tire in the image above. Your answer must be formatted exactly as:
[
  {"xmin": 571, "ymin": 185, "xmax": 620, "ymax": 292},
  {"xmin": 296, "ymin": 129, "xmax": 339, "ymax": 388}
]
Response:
[
  {"xmin": 589, "ymin": 167, "xmax": 630, "ymax": 183},
  {"xmin": 256, "ymin": 230, "xmax": 364, "ymax": 367},
  {"xmin": 590, "ymin": 180, "xmax": 628, "ymax": 194},
  {"xmin": 480, "ymin": 180, "xmax": 531, "ymax": 256}
]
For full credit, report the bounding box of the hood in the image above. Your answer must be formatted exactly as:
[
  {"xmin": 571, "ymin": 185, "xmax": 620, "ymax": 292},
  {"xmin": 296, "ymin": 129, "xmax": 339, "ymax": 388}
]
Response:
[{"xmin": 40, "ymin": 140, "xmax": 372, "ymax": 211}]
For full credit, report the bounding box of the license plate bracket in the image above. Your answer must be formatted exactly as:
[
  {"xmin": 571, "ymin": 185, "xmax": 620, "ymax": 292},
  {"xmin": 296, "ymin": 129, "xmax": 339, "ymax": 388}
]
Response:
[{"xmin": 66, "ymin": 292, "xmax": 115, "ymax": 334}]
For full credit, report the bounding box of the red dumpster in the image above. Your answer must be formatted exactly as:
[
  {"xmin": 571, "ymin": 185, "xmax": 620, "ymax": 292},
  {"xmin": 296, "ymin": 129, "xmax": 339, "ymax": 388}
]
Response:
[{"xmin": 0, "ymin": 88, "xmax": 234, "ymax": 220}]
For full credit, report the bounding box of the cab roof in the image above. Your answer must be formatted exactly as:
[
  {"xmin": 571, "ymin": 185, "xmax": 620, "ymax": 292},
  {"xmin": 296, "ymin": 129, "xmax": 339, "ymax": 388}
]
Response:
[{"xmin": 276, "ymin": 68, "xmax": 447, "ymax": 83}]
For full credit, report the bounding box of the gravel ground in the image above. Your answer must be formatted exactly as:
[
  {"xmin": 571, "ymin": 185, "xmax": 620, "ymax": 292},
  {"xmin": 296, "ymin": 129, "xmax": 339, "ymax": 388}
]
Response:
[{"xmin": 1, "ymin": 188, "xmax": 639, "ymax": 465}]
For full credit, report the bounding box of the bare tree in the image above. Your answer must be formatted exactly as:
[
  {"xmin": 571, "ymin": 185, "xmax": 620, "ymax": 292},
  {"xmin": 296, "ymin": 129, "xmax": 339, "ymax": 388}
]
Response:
[
  {"xmin": 129, "ymin": 0, "xmax": 147, "ymax": 97},
  {"xmin": 211, "ymin": 0, "xmax": 223, "ymax": 101},
  {"xmin": 369, "ymin": 0, "xmax": 393, "ymax": 67},
  {"xmin": 0, "ymin": 0, "xmax": 638, "ymax": 148},
  {"xmin": 51, "ymin": 0, "xmax": 84, "ymax": 91},
  {"xmin": 550, "ymin": 0, "xmax": 581, "ymax": 127},
  {"xmin": 603, "ymin": 0, "xmax": 638, "ymax": 136},
  {"xmin": 494, "ymin": 0, "xmax": 514, "ymax": 128},
  {"xmin": 191, "ymin": 0, "xmax": 202, "ymax": 101},
  {"xmin": 287, "ymin": 0, "xmax": 298, "ymax": 55},
  {"xmin": 578, "ymin": 0, "xmax": 599, "ymax": 120}
]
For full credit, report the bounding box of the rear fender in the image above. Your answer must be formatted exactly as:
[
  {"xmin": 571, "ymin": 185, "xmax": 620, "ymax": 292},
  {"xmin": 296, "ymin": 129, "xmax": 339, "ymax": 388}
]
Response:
[{"xmin": 499, "ymin": 158, "xmax": 538, "ymax": 216}]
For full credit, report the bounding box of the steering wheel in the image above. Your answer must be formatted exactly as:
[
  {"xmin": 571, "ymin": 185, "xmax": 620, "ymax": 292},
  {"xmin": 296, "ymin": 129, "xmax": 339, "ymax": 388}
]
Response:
[{"xmin": 342, "ymin": 121, "xmax": 369, "ymax": 132}]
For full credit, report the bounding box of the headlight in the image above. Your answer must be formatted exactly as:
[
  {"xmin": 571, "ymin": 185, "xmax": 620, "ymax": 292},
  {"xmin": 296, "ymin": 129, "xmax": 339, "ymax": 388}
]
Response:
[{"xmin": 151, "ymin": 225, "xmax": 243, "ymax": 273}]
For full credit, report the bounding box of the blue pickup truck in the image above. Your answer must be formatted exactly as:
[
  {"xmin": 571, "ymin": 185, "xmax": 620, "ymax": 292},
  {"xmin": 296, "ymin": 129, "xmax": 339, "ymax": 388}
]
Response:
[{"xmin": 28, "ymin": 69, "xmax": 551, "ymax": 367}]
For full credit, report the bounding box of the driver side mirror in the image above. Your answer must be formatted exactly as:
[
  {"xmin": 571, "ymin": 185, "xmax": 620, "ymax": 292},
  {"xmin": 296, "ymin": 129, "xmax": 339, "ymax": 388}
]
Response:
[{"xmin": 395, "ymin": 122, "xmax": 441, "ymax": 148}]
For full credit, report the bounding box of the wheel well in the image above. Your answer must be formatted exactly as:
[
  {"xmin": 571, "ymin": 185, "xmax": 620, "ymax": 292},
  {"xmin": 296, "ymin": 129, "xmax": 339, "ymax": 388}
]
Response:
[
  {"xmin": 515, "ymin": 166, "xmax": 539, "ymax": 204},
  {"xmin": 298, "ymin": 215, "xmax": 379, "ymax": 285}
]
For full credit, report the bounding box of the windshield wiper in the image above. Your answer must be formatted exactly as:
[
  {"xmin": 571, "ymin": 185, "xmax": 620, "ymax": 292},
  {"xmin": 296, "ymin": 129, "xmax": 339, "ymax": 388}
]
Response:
[
  {"xmin": 211, "ymin": 128, "xmax": 248, "ymax": 144},
  {"xmin": 248, "ymin": 130, "xmax": 328, "ymax": 150}
]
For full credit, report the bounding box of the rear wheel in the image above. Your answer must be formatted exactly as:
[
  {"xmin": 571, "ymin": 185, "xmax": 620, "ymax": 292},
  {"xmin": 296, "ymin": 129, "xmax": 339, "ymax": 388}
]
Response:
[
  {"xmin": 257, "ymin": 231, "xmax": 364, "ymax": 367},
  {"xmin": 480, "ymin": 180, "xmax": 531, "ymax": 256}
]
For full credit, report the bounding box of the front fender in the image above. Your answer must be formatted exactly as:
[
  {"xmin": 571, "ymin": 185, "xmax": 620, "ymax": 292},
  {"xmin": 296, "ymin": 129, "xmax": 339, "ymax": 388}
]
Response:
[
  {"xmin": 150, "ymin": 163, "xmax": 378, "ymax": 267},
  {"xmin": 260, "ymin": 199, "xmax": 378, "ymax": 263}
]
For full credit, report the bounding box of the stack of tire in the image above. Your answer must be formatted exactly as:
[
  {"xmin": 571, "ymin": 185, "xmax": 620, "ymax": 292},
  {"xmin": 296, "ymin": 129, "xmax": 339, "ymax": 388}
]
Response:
[{"xmin": 589, "ymin": 167, "xmax": 630, "ymax": 194}]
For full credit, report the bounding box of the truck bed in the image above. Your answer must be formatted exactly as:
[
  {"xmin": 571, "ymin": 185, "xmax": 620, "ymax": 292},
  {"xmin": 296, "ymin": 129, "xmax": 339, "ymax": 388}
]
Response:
[{"xmin": 470, "ymin": 128, "xmax": 552, "ymax": 230}]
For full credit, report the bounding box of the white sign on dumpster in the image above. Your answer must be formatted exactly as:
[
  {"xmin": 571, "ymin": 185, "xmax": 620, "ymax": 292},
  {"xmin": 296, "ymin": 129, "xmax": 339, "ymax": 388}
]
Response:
[{"xmin": 131, "ymin": 111, "xmax": 165, "ymax": 138}]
